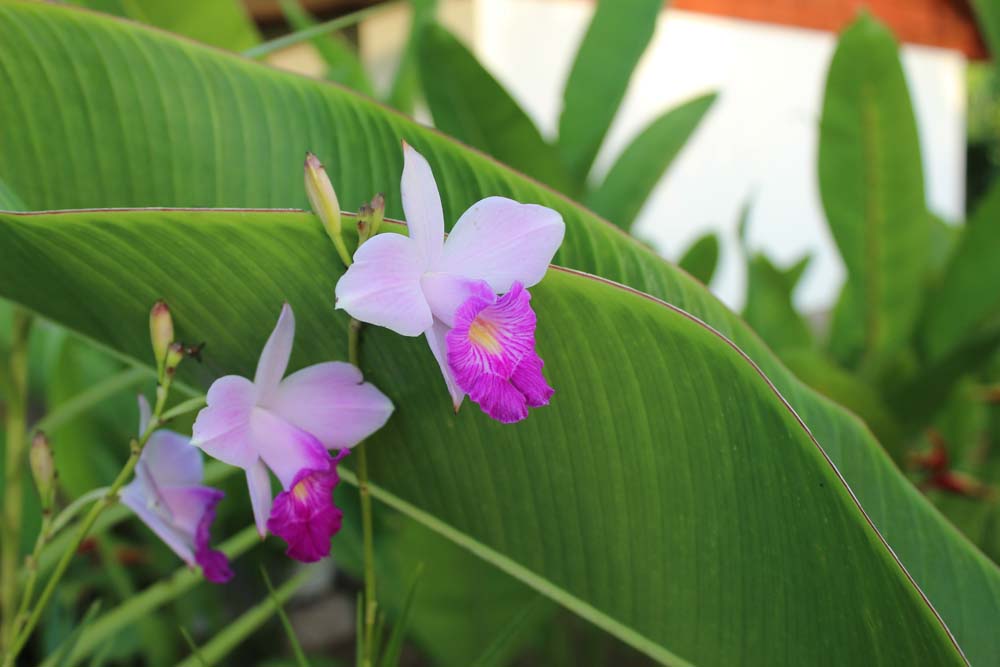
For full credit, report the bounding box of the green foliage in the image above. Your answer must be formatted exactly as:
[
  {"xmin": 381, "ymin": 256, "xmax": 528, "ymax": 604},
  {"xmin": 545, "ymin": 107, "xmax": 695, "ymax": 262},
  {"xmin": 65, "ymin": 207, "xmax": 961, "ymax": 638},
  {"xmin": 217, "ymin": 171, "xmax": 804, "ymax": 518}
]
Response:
[
  {"xmin": 417, "ymin": 24, "xmax": 570, "ymax": 191},
  {"xmin": 386, "ymin": 0, "xmax": 438, "ymax": 114},
  {"xmin": 0, "ymin": 206, "xmax": 986, "ymax": 666},
  {"xmin": 277, "ymin": 0, "xmax": 373, "ymax": 95},
  {"xmin": 558, "ymin": 0, "xmax": 664, "ymax": 188},
  {"xmin": 971, "ymin": 0, "xmax": 1000, "ymax": 58},
  {"xmin": 2, "ymin": 3, "xmax": 1000, "ymax": 665},
  {"xmin": 819, "ymin": 14, "xmax": 928, "ymax": 373},
  {"xmin": 922, "ymin": 182, "xmax": 1000, "ymax": 364},
  {"xmin": 676, "ymin": 231, "xmax": 720, "ymax": 285},
  {"xmin": 68, "ymin": 0, "xmax": 260, "ymax": 50},
  {"xmin": 415, "ymin": 6, "xmax": 713, "ymax": 232},
  {"xmin": 585, "ymin": 93, "xmax": 716, "ymax": 230},
  {"xmin": 742, "ymin": 254, "xmax": 813, "ymax": 356}
]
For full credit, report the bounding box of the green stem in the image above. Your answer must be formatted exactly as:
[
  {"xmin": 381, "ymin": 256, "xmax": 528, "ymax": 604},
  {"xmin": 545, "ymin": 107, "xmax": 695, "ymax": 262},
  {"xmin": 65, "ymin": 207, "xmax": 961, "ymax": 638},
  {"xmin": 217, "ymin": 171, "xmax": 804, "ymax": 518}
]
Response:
[
  {"xmin": 1, "ymin": 309, "xmax": 32, "ymax": 653},
  {"xmin": 348, "ymin": 317, "xmax": 377, "ymax": 666},
  {"xmin": 160, "ymin": 394, "xmax": 207, "ymax": 423},
  {"xmin": 4, "ymin": 378, "xmax": 173, "ymax": 665},
  {"xmin": 242, "ymin": 1, "xmax": 400, "ymax": 60},
  {"xmin": 47, "ymin": 487, "xmax": 112, "ymax": 539},
  {"xmin": 10, "ymin": 514, "xmax": 50, "ymax": 643},
  {"xmin": 174, "ymin": 568, "xmax": 312, "ymax": 667},
  {"xmin": 38, "ymin": 526, "xmax": 259, "ymax": 667},
  {"xmin": 31, "ymin": 367, "xmax": 148, "ymax": 435}
]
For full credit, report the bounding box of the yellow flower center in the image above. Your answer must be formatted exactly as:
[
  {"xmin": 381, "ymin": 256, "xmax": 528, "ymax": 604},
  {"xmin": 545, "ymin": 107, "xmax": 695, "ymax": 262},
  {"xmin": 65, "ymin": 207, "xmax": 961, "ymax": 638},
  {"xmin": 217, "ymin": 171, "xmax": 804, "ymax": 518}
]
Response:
[
  {"xmin": 468, "ymin": 317, "xmax": 501, "ymax": 354},
  {"xmin": 292, "ymin": 479, "xmax": 310, "ymax": 501}
]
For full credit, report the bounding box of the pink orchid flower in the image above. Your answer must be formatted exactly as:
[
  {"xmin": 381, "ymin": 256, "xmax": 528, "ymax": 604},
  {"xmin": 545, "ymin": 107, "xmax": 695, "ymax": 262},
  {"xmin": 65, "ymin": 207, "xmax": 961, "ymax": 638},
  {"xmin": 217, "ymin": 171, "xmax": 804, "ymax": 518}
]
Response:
[
  {"xmin": 191, "ymin": 304, "xmax": 394, "ymax": 562},
  {"xmin": 335, "ymin": 144, "xmax": 565, "ymax": 423},
  {"xmin": 121, "ymin": 396, "xmax": 232, "ymax": 583}
]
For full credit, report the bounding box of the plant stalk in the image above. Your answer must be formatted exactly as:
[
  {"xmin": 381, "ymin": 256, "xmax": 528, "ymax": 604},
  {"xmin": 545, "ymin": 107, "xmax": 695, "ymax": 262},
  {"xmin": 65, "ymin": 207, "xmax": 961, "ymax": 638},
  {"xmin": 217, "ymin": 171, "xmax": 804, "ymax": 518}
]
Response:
[
  {"xmin": 3, "ymin": 374, "xmax": 173, "ymax": 665},
  {"xmin": 1, "ymin": 309, "xmax": 32, "ymax": 654},
  {"xmin": 348, "ymin": 317, "xmax": 377, "ymax": 666}
]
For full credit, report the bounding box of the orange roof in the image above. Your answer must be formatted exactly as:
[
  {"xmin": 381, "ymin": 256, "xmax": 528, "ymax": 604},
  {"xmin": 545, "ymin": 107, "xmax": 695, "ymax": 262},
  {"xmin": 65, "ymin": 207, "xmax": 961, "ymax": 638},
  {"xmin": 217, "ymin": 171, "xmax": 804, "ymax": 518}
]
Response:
[{"xmin": 672, "ymin": 0, "xmax": 988, "ymax": 59}]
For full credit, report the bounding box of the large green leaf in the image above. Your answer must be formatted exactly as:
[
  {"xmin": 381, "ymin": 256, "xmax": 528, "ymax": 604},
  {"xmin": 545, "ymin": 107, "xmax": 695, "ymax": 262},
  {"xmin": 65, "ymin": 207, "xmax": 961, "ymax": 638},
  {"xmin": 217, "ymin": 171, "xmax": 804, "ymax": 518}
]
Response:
[
  {"xmin": 585, "ymin": 93, "xmax": 716, "ymax": 230},
  {"xmin": 277, "ymin": 0, "xmax": 373, "ymax": 95},
  {"xmin": 69, "ymin": 0, "xmax": 260, "ymax": 50},
  {"xmin": 971, "ymin": 0, "xmax": 1000, "ymax": 58},
  {"xmin": 1, "ymin": 4, "xmax": 999, "ymax": 663},
  {"xmin": 417, "ymin": 23, "xmax": 570, "ymax": 192},
  {"xmin": 557, "ymin": 0, "xmax": 665, "ymax": 189},
  {"xmin": 0, "ymin": 208, "xmax": 973, "ymax": 666},
  {"xmin": 742, "ymin": 254, "xmax": 813, "ymax": 356},
  {"xmin": 818, "ymin": 15, "xmax": 929, "ymax": 371},
  {"xmin": 676, "ymin": 231, "xmax": 719, "ymax": 286},
  {"xmin": 921, "ymin": 182, "xmax": 1000, "ymax": 364}
]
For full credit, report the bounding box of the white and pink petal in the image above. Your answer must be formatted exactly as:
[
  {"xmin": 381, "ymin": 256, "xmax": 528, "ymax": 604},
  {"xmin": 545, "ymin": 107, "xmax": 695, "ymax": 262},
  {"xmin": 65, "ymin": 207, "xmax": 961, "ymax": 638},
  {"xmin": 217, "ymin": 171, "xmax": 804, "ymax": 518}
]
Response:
[
  {"xmin": 191, "ymin": 375, "xmax": 259, "ymax": 469},
  {"xmin": 400, "ymin": 142, "xmax": 445, "ymax": 265},
  {"xmin": 269, "ymin": 362, "xmax": 393, "ymax": 450},
  {"xmin": 437, "ymin": 197, "xmax": 564, "ymax": 292},
  {"xmin": 335, "ymin": 233, "xmax": 433, "ymax": 337},
  {"xmin": 254, "ymin": 304, "xmax": 295, "ymax": 400}
]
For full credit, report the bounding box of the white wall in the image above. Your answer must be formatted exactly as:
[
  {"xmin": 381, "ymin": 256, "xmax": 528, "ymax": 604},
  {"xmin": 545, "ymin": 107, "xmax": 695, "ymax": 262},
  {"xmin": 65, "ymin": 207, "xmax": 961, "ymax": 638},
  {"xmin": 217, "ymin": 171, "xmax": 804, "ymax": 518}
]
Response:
[{"xmin": 364, "ymin": 0, "xmax": 967, "ymax": 312}]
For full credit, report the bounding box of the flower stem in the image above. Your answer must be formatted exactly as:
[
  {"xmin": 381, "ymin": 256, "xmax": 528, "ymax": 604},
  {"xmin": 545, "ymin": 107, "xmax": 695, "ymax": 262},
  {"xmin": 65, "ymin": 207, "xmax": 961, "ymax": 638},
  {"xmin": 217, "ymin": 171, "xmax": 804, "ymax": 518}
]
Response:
[
  {"xmin": 3, "ymin": 377, "xmax": 172, "ymax": 665},
  {"xmin": 348, "ymin": 317, "xmax": 377, "ymax": 666},
  {"xmin": 10, "ymin": 513, "xmax": 51, "ymax": 642},
  {"xmin": 1, "ymin": 309, "xmax": 32, "ymax": 654}
]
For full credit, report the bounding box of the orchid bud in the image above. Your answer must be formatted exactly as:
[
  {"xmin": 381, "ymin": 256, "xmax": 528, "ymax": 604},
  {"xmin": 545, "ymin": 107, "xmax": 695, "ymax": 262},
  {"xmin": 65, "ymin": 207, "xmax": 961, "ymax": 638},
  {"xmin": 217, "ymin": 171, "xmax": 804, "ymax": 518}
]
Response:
[
  {"xmin": 304, "ymin": 152, "xmax": 352, "ymax": 268},
  {"xmin": 356, "ymin": 194, "xmax": 385, "ymax": 245},
  {"xmin": 368, "ymin": 193, "xmax": 385, "ymax": 237},
  {"xmin": 164, "ymin": 341, "xmax": 185, "ymax": 379},
  {"xmin": 357, "ymin": 204, "xmax": 372, "ymax": 244},
  {"xmin": 150, "ymin": 300, "xmax": 174, "ymax": 380},
  {"xmin": 29, "ymin": 431, "xmax": 56, "ymax": 512}
]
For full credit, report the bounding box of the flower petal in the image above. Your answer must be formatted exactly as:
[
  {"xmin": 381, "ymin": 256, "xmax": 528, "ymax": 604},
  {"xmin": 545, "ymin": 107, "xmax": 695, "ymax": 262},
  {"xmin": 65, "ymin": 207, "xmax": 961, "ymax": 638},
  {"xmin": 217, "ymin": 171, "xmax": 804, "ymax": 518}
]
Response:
[
  {"xmin": 141, "ymin": 429, "xmax": 203, "ymax": 488},
  {"xmin": 158, "ymin": 485, "xmax": 223, "ymax": 537},
  {"xmin": 510, "ymin": 351, "xmax": 554, "ymax": 408},
  {"xmin": 466, "ymin": 374, "xmax": 529, "ymax": 424},
  {"xmin": 191, "ymin": 375, "xmax": 258, "ymax": 469},
  {"xmin": 121, "ymin": 481, "xmax": 196, "ymax": 566},
  {"xmin": 420, "ymin": 272, "xmax": 481, "ymax": 327},
  {"xmin": 401, "ymin": 142, "xmax": 445, "ymax": 264},
  {"xmin": 424, "ymin": 318, "xmax": 465, "ymax": 411},
  {"xmin": 335, "ymin": 233, "xmax": 433, "ymax": 336},
  {"xmin": 249, "ymin": 407, "xmax": 330, "ymax": 489},
  {"xmin": 447, "ymin": 282, "xmax": 536, "ymax": 379},
  {"xmin": 445, "ymin": 283, "xmax": 544, "ymax": 424},
  {"xmin": 246, "ymin": 459, "xmax": 272, "ymax": 538},
  {"xmin": 269, "ymin": 362, "xmax": 394, "ymax": 450},
  {"xmin": 151, "ymin": 485, "xmax": 232, "ymax": 584},
  {"xmin": 267, "ymin": 452, "xmax": 347, "ymax": 563},
  {"xmin": 137, "ymin": 394, "xmax": 152, "ymax": 435},
  {"xmin": 438, "ymin": 197, "xmax": 564, "ymax": 291},
  {"xmin": 254, "ymin": 303, "xmax": 295, "ymax": 399}
]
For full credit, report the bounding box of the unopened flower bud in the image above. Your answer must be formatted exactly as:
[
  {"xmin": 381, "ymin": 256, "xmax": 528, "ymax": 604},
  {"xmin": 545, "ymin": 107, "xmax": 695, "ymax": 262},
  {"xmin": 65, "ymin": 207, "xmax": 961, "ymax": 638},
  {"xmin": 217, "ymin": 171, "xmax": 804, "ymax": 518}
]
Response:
[
  {"xmin": 368, "ymin": 193, "xmax": 385, "ymax": 237},
  {"xmin": 356, "ymin": 194, "xmax": 386, "ymax": 245},
  {"xmin": 150, "ymin": 300, "xmax": 174, "ymax": 380},
  {"xmin": 30, "ymin": 431, "xmax": 56, "ymax": 512},
  {"xmin": 164, "ymin": 341, "xmax": 185, "ymax": 378},
  {"xmin": 304, "ymin": 152, "xmax": 352, "ymax": 268}
]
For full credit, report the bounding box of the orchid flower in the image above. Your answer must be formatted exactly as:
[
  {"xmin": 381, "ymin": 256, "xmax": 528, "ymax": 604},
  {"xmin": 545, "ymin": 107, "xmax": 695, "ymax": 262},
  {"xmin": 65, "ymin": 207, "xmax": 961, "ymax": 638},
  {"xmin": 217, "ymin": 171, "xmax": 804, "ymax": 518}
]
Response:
[
  {"xmin": 191, "ymin": 304, "xmax": 393, "ymax": 562},
  {"xmin": 335, "ymin": 144, "xmax": 565, "ymax": 423},
  {"xmin": 121, "ymin": 397, "xmax": 232, "ymax": 583}
]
